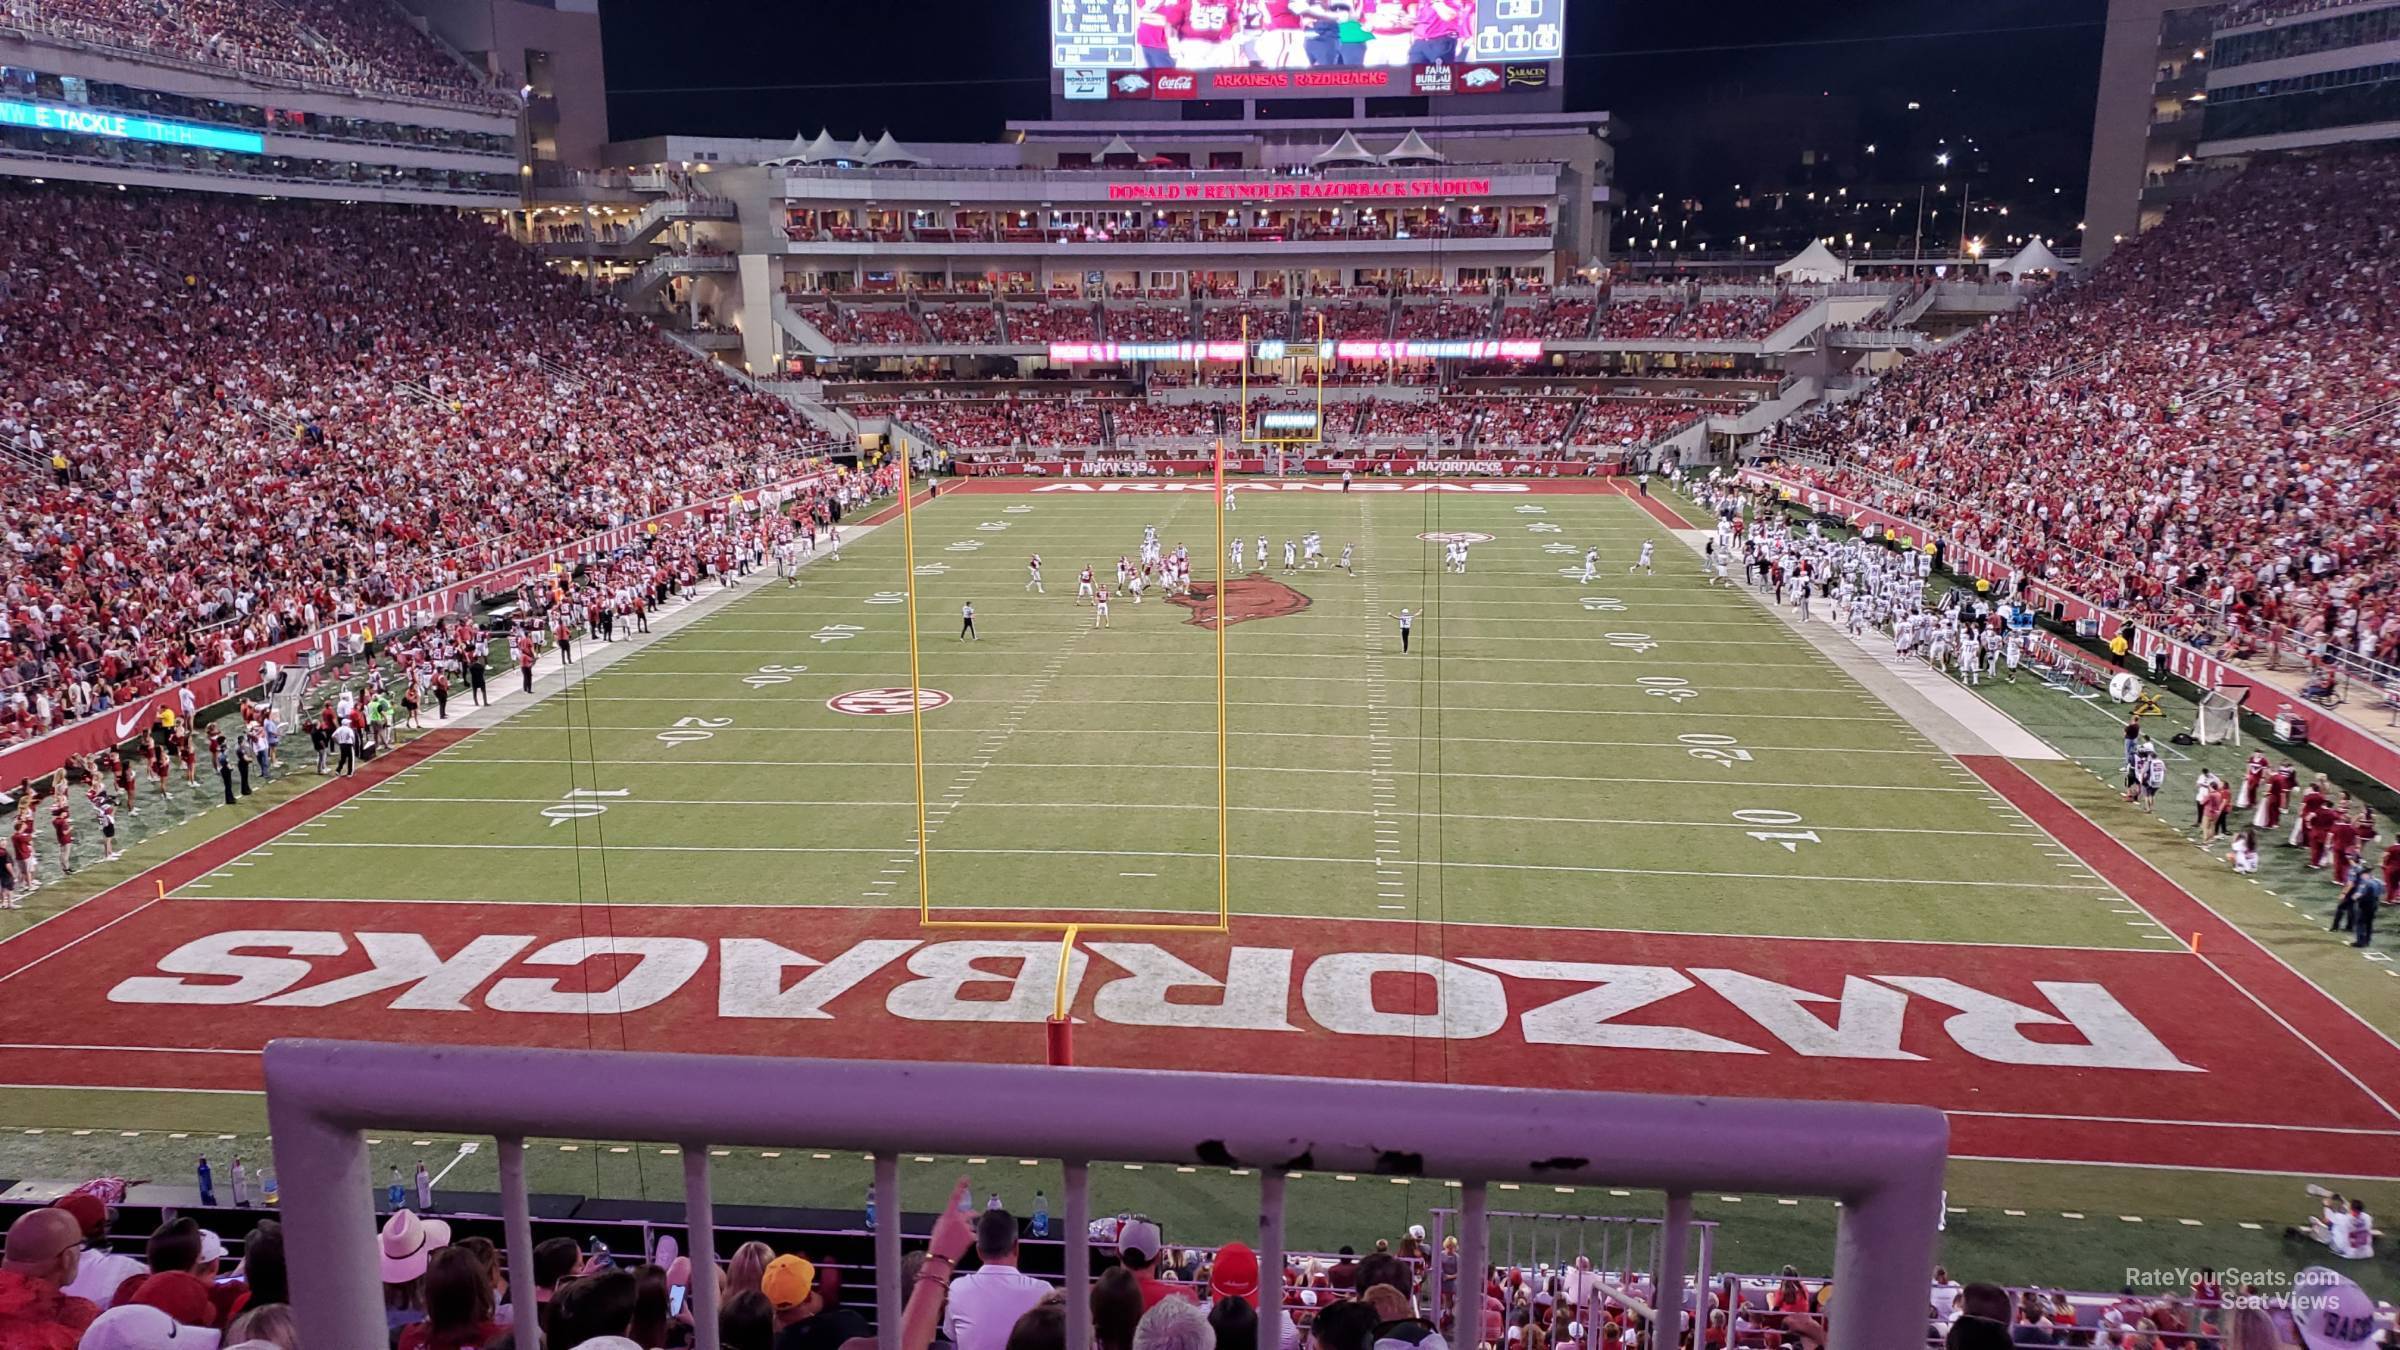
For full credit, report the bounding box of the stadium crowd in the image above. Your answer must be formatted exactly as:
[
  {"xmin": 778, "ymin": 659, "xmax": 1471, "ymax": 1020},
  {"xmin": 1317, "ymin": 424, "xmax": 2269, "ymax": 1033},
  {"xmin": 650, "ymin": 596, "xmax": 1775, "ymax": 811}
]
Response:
[
  {"xmin": 27, "ymin": 0, "xmax": 508, "ymax": 108},
  {"xmin": 1393, "ymin": 302, "xmax": 1493, "ymax": 341},
  {"xmin": 0, "ymin": 184, "xmax": 834, "ymax": 751},
  {"xmin": 1005, "ymin": 305, "xmax": 1101, "ymax": 344},
  {"xmin": 1675, "ymin": 297, "xmax": 1808, "ymax": 341},
  {"xmin": 1108, "ymin": 306, "xmax": 1198, "ymax": 343},
  {"xmin": 1499, "ymin": 299, "xmax": 1598, "ymax": 341},
  {"xmin": 4, "ymin": 1183, "xmax": 2384, "ymax": 1350},
  {"xmin": 1594, "ymin": 300, "xmax": 1684, "ymax": 341},
  {"xmin": 920, "ymin": 305, "xmax": 1004, "ymax": 345},
  {"xmin": 1768, "ymin": 148, "xmax": 2400, "ymax": 671},
  {"xmin": 1576, "ymin": 401, "xmax": 1706, "ymax": 447},
  {"xmin": 1205, "ymin": 306, "xmax": 1291, "ymax": 341}
]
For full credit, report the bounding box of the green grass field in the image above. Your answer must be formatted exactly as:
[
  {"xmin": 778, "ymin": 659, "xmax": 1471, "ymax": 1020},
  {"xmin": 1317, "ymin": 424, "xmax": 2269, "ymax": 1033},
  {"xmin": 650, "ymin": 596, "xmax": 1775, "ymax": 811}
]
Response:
[
  {"xmin": 7, "ymin": 481, "xmax": 2400, "ymax": 1296},
  {"xmin": 187, "ymin": 487, "xmax": 2132, "ymax": 943}
]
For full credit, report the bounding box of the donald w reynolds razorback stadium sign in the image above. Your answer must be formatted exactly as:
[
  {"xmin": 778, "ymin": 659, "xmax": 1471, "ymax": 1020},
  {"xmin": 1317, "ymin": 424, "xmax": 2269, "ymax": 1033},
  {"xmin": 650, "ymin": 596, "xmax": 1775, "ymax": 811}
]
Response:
[{"xmin": 1106, "ymin": 177, "xmax": 1494, "ymax": 203}]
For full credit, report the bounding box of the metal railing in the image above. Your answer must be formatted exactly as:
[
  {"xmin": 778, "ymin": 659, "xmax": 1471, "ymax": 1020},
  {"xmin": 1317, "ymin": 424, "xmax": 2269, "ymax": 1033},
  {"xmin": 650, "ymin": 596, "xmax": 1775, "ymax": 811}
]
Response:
[{"xmin": 267, "ymin": 1042, "xmax": 1945, "ymax": 1350}]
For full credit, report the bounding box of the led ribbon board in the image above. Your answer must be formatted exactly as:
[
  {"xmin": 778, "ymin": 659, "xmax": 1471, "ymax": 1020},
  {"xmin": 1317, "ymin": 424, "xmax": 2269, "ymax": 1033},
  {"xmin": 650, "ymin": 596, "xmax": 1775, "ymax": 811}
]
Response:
[
  {"xmin": 0, "ymin": 100, "xmax": 265, "ymax": 154},
  {"xmin": 1050, "ymin": 340, "xmax": 1542, "ymax": 363}
]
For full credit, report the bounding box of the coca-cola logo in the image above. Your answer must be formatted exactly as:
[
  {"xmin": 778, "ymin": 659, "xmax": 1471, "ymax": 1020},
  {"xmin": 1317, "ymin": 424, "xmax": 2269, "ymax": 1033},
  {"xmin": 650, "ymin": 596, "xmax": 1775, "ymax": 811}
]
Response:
[{"xmin": 1154, "ymin": 71, "xmax": 1198, "ymax": 97}]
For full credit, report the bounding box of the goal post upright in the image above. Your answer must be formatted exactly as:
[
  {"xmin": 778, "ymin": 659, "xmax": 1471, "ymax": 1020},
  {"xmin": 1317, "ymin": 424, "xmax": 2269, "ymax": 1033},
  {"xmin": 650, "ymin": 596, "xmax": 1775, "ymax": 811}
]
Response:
[
  {"xmin": 1214, "ymin": 422, "xmax": 1230, "ymax": 933},
  {"xmin": 907, "ymin": 365, "xmax": 1231, "ymax": 938},
  {"xmin": 896, "ymin": 443, "xmax": 932, "ymax": 924}
]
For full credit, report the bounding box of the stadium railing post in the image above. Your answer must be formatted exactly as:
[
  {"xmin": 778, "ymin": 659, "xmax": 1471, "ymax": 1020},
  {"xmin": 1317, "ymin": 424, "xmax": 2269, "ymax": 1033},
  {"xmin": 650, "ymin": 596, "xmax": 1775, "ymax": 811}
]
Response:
[
  {"xmin": 1458, "ymin": 1181, "xmax": 1488, "ymax": 1343},
  {"xmin": 1258, "ymin": 1170, "xmax": 1287, "ymax": 1338},
  {"xmin": 874, "ymin": 1153, "xmax": 903, "ymax": 1350},
  {"xmin": 1064, "ymin": 1161, "xmax": 1093, "ymax": 1350},
  {"xmin": 685, "ymin": 1145, "xmax": 721, "ymax": 1350},
  {"xmin": 499, "ymin": 1139, "xmax": 540, "ymax": 1350},
  {"xmin": 1657, "ymin": 1192, "xmax": 1692, "ymax": 1345}
]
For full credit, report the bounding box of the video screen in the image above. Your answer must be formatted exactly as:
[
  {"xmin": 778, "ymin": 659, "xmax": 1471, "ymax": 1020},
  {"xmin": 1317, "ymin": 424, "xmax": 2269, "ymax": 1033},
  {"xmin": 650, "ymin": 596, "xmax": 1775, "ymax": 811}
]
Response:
[{"xmin": 1052, "ymin": 0, "xmax": 1566, "ymax": 71}]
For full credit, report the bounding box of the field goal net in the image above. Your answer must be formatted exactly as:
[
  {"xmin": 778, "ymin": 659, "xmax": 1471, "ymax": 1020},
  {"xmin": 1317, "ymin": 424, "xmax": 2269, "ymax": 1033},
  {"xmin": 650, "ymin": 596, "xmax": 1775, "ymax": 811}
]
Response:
[{"xmin": 2197, "ymin": 686, "xmax": 2248, "ymax": 745}]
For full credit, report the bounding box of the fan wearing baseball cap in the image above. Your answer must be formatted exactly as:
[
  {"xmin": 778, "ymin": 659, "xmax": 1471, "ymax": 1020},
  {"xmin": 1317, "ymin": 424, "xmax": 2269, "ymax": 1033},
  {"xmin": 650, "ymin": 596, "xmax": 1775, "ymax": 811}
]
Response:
[
  {"xmin": 105, "ymin": 1221, "xmax": 227, "ymax": 1320},
  {"xmin": 1207, "ymin": 1243, "xmax": 1298, "ymax": 1350},
  {"xmin": 55, "ymin": 1195, "xmax": 146, "ymax": 1313},
  {"xmin": 72, "ymin": 1303, "xmax": 221, "ymax": 1350},
  {"xmin": 765, "ymin": 1253, "xmax": 869, "ymax": 1350},
  {"xmin": 1116, "ymin": 1219, "xmax": 1189, "ymax": 1312},
  {"xmin": 0, "ymin": 1207, "xmax": 99, "ymax": 1348}
]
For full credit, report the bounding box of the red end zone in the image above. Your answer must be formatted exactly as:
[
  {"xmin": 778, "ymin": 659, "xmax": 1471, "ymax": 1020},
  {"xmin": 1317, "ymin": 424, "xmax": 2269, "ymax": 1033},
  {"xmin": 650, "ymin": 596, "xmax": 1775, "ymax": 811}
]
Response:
[{"xmin": 2, "ymin": 895, "xmax": 2396, "ymax": 1175}]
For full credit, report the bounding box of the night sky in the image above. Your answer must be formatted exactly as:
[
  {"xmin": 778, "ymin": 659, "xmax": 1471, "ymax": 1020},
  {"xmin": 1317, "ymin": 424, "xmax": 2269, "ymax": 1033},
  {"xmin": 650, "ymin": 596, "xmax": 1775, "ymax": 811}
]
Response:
[{"xmin": 598, "ymin": 0, "xmax": 2108, "ymax": 251}]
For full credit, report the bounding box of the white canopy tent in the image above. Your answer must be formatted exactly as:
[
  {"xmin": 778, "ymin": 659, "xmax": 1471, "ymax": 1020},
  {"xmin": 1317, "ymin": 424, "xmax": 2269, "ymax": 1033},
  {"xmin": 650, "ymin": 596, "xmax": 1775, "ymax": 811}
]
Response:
[
  {"xmin": 1381, "ymin": 129, "xmax": 1446, "ymax": 165},
  {"xmin": 1311, "ymin": 131, "xmax": 1376, "ymax": 166},
  {"xmin": 1998, "ymin": 238, "xmax": 2068, "ymax": 277},
  {"xmin": 864, "ymin": 131, "xmax": 927, "ymax": 166},
  {"xmin": 1097, "ymin": 134, "xmax": 1140, "ymax": 163},
  {"xmin": 761, "ymin": 130, "xmax": 813, "ymax": 167},
  {"xmin": 1774, "ymin": 239, "xmax": 1849, "ymax": 283}
]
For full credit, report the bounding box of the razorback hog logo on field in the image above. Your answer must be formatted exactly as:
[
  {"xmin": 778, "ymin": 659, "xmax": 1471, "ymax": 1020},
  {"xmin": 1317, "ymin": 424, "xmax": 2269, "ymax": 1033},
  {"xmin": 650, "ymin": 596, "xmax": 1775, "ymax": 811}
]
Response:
[{"xmin": 1170, "ymin": 574, "xmax": 1311, "ymax": 629}]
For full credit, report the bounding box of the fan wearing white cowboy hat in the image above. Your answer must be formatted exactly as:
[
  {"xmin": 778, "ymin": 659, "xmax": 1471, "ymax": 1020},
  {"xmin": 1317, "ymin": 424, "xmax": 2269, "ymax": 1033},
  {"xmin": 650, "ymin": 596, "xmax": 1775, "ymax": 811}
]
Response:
[
  {"xmin": 2291, "ymin": 1269, "xmax": 2384, "ymax": 1350},
  {"xmin": 381, "ymin": 1209, "xmax": 453, "ymax": 1284},
  {"xmin": 75, "ymin": 1302, "xmax": 222, "ymax": 1350}
]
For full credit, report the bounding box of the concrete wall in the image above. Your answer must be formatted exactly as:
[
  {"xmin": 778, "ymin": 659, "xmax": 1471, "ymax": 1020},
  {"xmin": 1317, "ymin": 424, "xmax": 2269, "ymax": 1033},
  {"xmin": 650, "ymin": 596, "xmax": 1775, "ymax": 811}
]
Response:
[
  {"xmin": 408, "ymin": 0, "xmax": 610, "ymax": 167},
  {"xmin": 2082, "ymin": 0, "xmax": 2183, "ymax": 267}
]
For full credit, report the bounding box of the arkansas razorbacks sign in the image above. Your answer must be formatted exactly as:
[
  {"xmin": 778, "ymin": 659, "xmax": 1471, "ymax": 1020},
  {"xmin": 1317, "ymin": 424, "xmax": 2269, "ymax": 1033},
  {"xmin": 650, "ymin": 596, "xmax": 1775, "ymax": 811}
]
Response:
[{"xmin": 8, "ymin": 899, "xmax": 2399, "ymax": 1174}]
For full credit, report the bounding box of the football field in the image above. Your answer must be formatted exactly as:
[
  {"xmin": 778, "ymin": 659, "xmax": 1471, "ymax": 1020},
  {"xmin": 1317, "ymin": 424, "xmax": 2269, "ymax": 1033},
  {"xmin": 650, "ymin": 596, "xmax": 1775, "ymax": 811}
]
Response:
[{"xmin": 5, "ymin": 480, "xmax": 2400, "ymax": 1182}]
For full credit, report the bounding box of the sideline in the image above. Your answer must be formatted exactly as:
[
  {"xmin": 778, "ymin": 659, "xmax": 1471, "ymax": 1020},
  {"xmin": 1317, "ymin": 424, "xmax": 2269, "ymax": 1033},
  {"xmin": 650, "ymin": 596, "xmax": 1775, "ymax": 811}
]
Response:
[{"xmin": 0, "ymin": 505, "xmax": 901, "ymax": 973}]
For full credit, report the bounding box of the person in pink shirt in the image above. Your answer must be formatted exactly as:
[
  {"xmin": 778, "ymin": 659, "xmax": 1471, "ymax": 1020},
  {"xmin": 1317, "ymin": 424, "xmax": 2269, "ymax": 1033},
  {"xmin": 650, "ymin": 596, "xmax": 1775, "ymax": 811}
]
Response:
[{"xmin": 1407, "ymin": 0, "xmax": 1473, "ymax": 64}]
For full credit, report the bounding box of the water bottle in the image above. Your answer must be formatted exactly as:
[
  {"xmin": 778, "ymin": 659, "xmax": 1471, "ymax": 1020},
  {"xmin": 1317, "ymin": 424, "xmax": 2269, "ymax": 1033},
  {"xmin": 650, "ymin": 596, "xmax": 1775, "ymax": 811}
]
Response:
[
  {"xmin": 1032, "ymin": 1191, "xmax": 1049, "ymax": 1239},
  {"xmin": 864, "ymin": 1187, "xmax": 877, "ymax": 1233},
  {"xmin": 387, "ymin": 1167, "xmax": 404, "ymax": 1212},
  {"xmin": 260, "ymin": 1171, "xmax": 279, "ymax": 1207}
]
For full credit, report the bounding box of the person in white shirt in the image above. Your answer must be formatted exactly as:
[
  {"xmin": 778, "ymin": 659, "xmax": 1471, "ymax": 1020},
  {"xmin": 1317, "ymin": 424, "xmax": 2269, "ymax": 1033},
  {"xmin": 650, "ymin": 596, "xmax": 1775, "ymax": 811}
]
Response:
[
  {"xmin": 1927, "ymin": 1267, "xmax": 1963, "ymax": 1334},
  {"xmin": 56, "ymin": 1194, "xmax": 146, "ymax": 1310},
  {"xmin": 946, "ymin": 1209, "xmax": 1053, "ymax": 1350},
  {"xmin": 2302, "ymin": 1194, "xmax": 2375, "ymax": 1259},
  {"xmin": 2229, "ymin": 829, "xmax": 2260, "ymax": 874}
]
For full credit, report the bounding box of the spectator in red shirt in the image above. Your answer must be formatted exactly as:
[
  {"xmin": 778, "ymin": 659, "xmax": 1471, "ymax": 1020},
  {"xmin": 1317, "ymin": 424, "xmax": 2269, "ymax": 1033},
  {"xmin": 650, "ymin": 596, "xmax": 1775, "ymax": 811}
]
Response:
[
  {"xmin": 0, "ymin": 1207, "xmax": 98, "ymax": 1349},
  {"xmin": 1117, "ymin": 1220, "xmax": 1191, "ymax": 1311}
]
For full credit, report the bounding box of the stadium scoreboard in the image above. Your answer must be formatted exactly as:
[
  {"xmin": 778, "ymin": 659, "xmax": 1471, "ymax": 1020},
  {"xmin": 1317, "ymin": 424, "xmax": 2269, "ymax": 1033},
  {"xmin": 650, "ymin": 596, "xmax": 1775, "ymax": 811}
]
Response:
[{"xmin": 1051, "ymin": 0, "xmax": 1564, "ymax": 102}]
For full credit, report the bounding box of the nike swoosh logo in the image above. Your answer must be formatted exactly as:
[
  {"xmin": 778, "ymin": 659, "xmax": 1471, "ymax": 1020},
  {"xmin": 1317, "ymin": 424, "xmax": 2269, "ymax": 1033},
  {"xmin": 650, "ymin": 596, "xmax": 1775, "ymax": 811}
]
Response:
[{"xmin": 114, "ymin": 703, "xmax": 150, "ymax": 739}]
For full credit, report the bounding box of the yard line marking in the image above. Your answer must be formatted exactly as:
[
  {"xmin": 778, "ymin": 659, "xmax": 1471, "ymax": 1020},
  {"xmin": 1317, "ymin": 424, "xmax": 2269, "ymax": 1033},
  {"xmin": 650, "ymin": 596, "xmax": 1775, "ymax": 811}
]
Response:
[
  {"xmin": 262, "ymin": 839, "xmax": 2116, "ymax": 888},
  {"xmin": 1358, "ymin": 509, "xmax": 1414, "ymax": 912},
  {"xmin": 441, "ymin": 758, "xmax": 1998, "ymax": 793},
  {"xmin": 323, "ymin": 796, "xmax": 2048, "ymax": 838},
  {"xmin": 544, "ymin": 694, "xmax": 1903, "ymax": 716},
  {"xmin": 158, "ymin": 892, "xmax": 2187, "ymax": 951}
]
